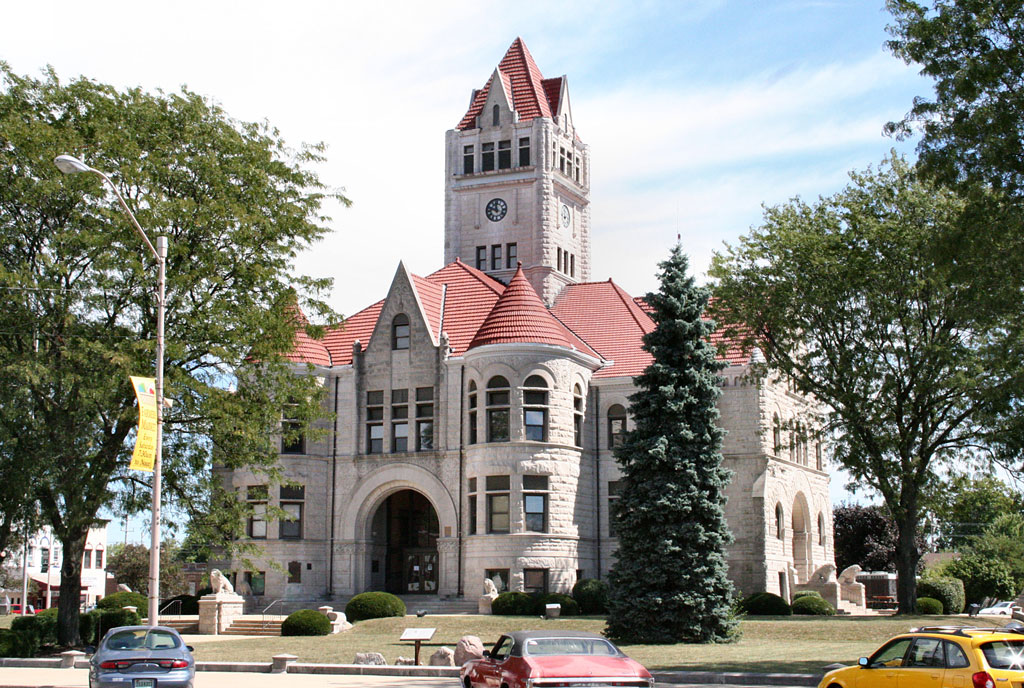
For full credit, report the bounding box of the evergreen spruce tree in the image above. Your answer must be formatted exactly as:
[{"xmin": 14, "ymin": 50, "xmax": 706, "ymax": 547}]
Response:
[{"xmin": 605, "ymin": 244, "xmax": 737, "ymax": 644}]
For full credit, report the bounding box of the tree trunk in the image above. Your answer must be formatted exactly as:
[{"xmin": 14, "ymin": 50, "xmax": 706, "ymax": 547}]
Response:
[
  {"xmin": 893, "ymin": 504, "xmax": 921, "ymax": 615},
  {"xmin": 56, "ymin": 531, "xmax": 87, "ymax": 646}
]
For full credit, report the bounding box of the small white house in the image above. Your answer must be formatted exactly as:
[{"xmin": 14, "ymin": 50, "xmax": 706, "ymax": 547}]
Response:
[{"xmin": 2, "ymin": 521, "xmax": 109, "ymax": 611}]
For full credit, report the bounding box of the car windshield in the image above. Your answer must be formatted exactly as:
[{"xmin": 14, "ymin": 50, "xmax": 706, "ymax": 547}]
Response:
[
  {"xmin": 105, "ymin": 630, "xmax": 180, "ymax": 651},
  {"xmin": 981, "ymin": 641, "xmax": 1024, "ymax": 670},
  {"xmin": 524, "ymin": 637, "xmax": 619, "ymax": 656}
]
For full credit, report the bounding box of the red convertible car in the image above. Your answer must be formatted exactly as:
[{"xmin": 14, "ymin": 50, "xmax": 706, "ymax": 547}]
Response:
[{"xmin": 461, "ymin": 630, "xmax": 654, "ymax": 688}]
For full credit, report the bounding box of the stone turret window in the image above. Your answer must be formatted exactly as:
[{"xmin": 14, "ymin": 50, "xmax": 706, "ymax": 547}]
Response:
[
  {"xmin": 519, "ymin": 137, "xmax": 530, "ymax": 167},
  {"xmin": 467, "ymin": 478, "xmax": 477, "ymax": 535},
  {"xmin": 392, "ymin": 314, "xmax": 410, "ymax": 350},
  {"xmin": 607, "ymin": 404, "xmax": 627, "ymax": 448},
  {"xmin": 280, "ymin": 485, "xmax": 304, "ymax": 540},
  {"xmin": 523, "ymin": 475, "xmax": 549, "ymax": 532},
  {"xmin": 486, "ymin": 475, "xmax": 510, "ymax": 533},
  {"xmin": 486, "ymin": 376, "xmax": 510, "ymax": 442},
  {"xmin": 524, "ymin": 568, "xmax": 548, "ymax": 594},
  {"xmin": 775, "ymin": 503, "xmax": 785, "ymax": 540},
  {"xmin": 573, "ymin": 384, "xmax": 584, "ymax": 447},
  {"xmin": 522, "ymin": 375, "xmax": 548, "ymax": 441},
  {"xmin": 468, "ymin": 381, "xmax": 478, "ymax": 444}
]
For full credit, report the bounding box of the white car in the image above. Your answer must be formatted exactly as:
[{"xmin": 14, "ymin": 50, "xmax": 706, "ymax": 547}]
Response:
[{"xmin": 979, "ymin": 601, "xmax": 1018, "ymax": 615}]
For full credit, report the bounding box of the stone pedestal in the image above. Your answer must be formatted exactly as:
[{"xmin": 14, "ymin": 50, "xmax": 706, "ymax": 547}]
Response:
[{"xmin": 198, "ymin": 592, "xmax": 245, "ymax": 635}]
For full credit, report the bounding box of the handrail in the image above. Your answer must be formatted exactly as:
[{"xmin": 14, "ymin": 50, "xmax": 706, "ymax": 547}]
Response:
[
  {"xmin": 261, "ymin": 599, "xmax": 284, "ymax": 631},
  {"xmin": 159, "ymin": 598, "xmax": 182, "ymax": 616}
]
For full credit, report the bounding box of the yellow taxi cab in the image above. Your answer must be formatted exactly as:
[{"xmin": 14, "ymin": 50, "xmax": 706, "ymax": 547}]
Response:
[{"xmin": 818, "ymin": 624, "xmax": 1024, "ymax": 688}]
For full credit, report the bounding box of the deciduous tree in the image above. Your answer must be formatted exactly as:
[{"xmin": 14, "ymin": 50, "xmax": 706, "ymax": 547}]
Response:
[
  {"xmin": 605, "ymin": 245, "xmax": 736, "ymax": 644},
  {"xmin": 0, "ymin": 64, "xmax": 348, "ymax": 644}
]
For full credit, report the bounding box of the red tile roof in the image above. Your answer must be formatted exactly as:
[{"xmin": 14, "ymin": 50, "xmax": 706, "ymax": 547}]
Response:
[
  {"xmin": 469, "ymin": 265, "xmax": 591, "ymax": 352},
  {"xmin": 425, "ymin": 260, "xmax": 505, "ymax": 355},
  {"xmin": 634, "ymin": 296, "xmax": 753, "ymax": 366},
  {"xmin": 288, "ymin": 328, "xmax": 332, "ymax": 367},
  {"xmin": 541, "ymin": 77, "xmax": 563, "ymax": 116},
  {"xmin": 457, "ymin": 38, "xmax": 557, "ymax": 130},
  {"xmin": 411, "ymin": 274, "xmax": 444, "ymax": 343}
]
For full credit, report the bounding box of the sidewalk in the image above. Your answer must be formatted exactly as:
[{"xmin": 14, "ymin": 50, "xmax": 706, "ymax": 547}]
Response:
[{"xmin": 0, "ymin": 666, "xmax": 461, "ymax": 688}]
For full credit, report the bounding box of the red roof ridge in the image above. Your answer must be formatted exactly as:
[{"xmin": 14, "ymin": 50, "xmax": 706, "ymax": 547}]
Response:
[
  {"xmin": 439, "ymin": 258, "xmax": 507, "ymax": 295},
  {"xmin": 456, "ymin": 37, "xmax": 555, "ymax": 130}
]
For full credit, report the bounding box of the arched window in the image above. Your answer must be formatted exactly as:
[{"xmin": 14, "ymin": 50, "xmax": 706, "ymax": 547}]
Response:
[
  {"xmin": 772, "ymin": 414, "xmax": 781, "ymax": 455},
  {"xmin": 789, "ymin": 422, "xmax": 796, "ymax": 462},
  {"xmin": 817, "ymin": 512, "xmax": 826, "ymax": 546},
  {"xmin": 486, "ymin": 376, "xmax": 510, "ymax": 442},
  {"xmin": 816, "ymin": 439, "xmax": 823, "ymax": 471},
  {"xmin": 467, "ymin": 381, "xmax": 478, "ymax": 445},
  {"xmin": 607, "ymin": 404, "xmax": 627, "ymax": 448},
  {"xmin": 775, "ymin": 503, "xmax": 784, "ymax": 540},
  {"xmin": 522, "ymin": 375, "xmax": 548, "ymax": 441},
  {"xmin": 492, "ymin": 104, "xmax": 500, "ymax": 127},
  {"xmin": 392, "ymin": 313, "xmax": 410, "ymax": 350},
  {"xmin": 573, "ymin": 384, "xmax": 584, "ymax": 448}
]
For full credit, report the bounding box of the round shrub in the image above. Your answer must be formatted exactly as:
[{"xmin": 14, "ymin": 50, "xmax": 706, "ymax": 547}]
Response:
[
  {"xmin": 738, "ymin": 592, "xmax": 791, "ymax": 616},
  {"xmin": 917, "ymin": 578, "xmax": 965, "ymax": 615},
  {"xmin": 917, "ymin": 597, "xmax": 943, "ymax": 615},
  {"xmin": 281, "ymin": 609, "xmax": 331, "ymax": 636},
  {"xmin": 491, "ymin": 591, "xmax": 535, "ymax": 616},
  {"xmin": 344, "ymin": 592, "xmax": 406, "ymax": 622},
  {"xmin": 792, "ymin": 590, "xmax": 823, "ymax": 601},
  {"xmin": 572, "ymin": 578, "xmax": 609, "ymax": 614},
  {"xmin": 791, "ymin": 595, "xmax": 835, "ymax": 616},
  {"xmin": 0, "ymin": 628, "xmax": 39, "ymax": 658},
  {"xmin": 533, "ymin": 593, "xmax": 580, "ymax": 616},
  {"xmin": 97, "ymin": 591, "xmax": 147, "ymax": 611}
]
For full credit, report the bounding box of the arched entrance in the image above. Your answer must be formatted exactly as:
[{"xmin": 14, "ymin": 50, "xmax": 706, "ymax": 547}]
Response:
[
  {"xmin": 791, "ymin": 492, "xmax": 812, "ymax": 582},
  {"xmin": 370, "ymin": 490, "xmax": 440, "ymax": 594}
]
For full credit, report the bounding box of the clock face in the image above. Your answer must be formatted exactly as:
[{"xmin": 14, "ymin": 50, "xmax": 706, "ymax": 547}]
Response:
[
  {"xmin": 485, "ymin": 198, "xmax": 507, "ymax": 222},
  {"xmin": 560, "ymin": 204, "xmax": 571, "ymax": 228}
]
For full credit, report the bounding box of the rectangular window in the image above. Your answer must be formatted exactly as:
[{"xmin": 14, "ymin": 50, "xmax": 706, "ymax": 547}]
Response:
[
  {"xmin": 41, "ymin": 548, "xmax": 51, "ymax": 572},
  {"xmin": 287, "ymin": 561, "xmax": 302, "ymax": 584},
  {"xmin": 468, "ymin": 478, "xmax": 477, "ymax": 535},
  {"xmin": 485, "ymin": 568, "xmax": 510, "ymax": 592},
  {"xmin": 506, "ymin": 243, "xmax": 517, "ymax": 269},
  {"xmin": 245, "ymin": 571, "xmax": 266, "ymax": 596},
  {"xmin": 367, "ymin": 390, "xmax": 384, "ymax": 453},
  {"xmin": 486, "ymin": 475, "xmax": 510, "ymax": 533},
  {"xmin": 557, "ymin": 247, "xmax": 563, "ymax": 273},
  {"xmin": 491, "ymin": 244, "xmax": 502, "ymax": 271},
  {"xmin": 524, "ymin": 568, "xmax": 549, "ymax": 594},
  {"xmin": 476, "ymin": 246, "xmax": 487, "ymax": 271},
  {"xmin": 523, "ymin": 389, "xmax": 547, "ymax": 442},
  {"xmin": 416, "ymin": 387, "xmax": 434, "ymax": 451},
  {"xmin": 392, "ymin": 388, "xmax": 408, "ymax": 453},
  {"xmin": 95, "ymin": 549, "xmax": 103, "ymax": 569},
  {"xmin": 523, "ymin": 475, "xmax": 548, "ymax": 532},
  {"xmin": 280, "ymin": 399, "xmax": 305, "ymax": 454},
  {"xmin": 559, "ymin": 146, "xmax": 567, "ymax": 174},
  {"xmin": 575, "ymin": 154, "xmax": 581, "ymax": 183},
  {"xmin": 497, "ymin": 139, "xmax": 511, "ymax": 169},
  {"xmin": 463, "ymin": 144, "xmax": 474, "ymax": 175},
  {"xmin": 608, "ymin": 480, "xmax": 622, "ymax": 537},
  {"xmin": 280, "ymin": 485, "xmax": 304, "ymax": 540},
  {"xmin": 468, "ymin": 391, "xmax": 478, "ymax": 445},
  {"xmin": 482, "ymin": 142, "xmax": 495, "ymax": 172},
  {"xmin": 247, "ymin": 484, "xmax": 268, "ymax": 539},
  {"xmin": 487, "ymin": 407, "xmax": 509, "ymax": 442},
  {"xmin": 570, "ymin": 254, "xmax": 575, "ymax": 278},
  {"xmin": 518, "ymin": 137, "xmax": 530, "ymax": 167}
]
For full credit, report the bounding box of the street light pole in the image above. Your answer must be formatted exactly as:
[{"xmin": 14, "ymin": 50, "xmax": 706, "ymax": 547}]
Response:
[{"xmin": 55, "ymin": 154, "xmax": 166, "ymax": 627}]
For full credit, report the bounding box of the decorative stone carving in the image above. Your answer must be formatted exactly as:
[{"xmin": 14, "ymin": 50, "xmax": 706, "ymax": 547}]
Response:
[
  {"xmin": 454, "ymin": 635, "xmax": 485, "ymax": 666},
  {"xmin": 479, "ymin": 577, "xmax": 500, "ymax": 614},
  {"xmin": 837, "ymin": 565, "xmax": 862, "ymax": 585},
  {"xmin": 395, "ymin": 657, "xmax": 415, "ymax": 665},
  {"xmin": 429, "ymin": 647, "xmax": 455, "ymax": 666},
  {"xmin": 810, "ymin": 564, "xmax": 838, "ymax": 584},
  {"xmin": 209, "ymin": 569, "xmax": 234, "ymax": 594},
  {"xmin": 354, "ymin": 652, "xmax": 387, "ymax": 665},
  {"xmin": 198, "ymin": 590, "xmax": 245, "ymax": 635},
  {"xmin": 318, "ymin": 606, "xmax": 352, "ymax": 634}
]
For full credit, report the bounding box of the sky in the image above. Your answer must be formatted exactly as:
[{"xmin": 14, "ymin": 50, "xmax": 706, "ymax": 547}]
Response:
[{"xmin": 3, "ymin": 0, "xmax": 929, "ymax": 538}]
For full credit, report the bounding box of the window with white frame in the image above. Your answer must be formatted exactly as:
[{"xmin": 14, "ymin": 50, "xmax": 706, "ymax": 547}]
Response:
[
  {"xmin": 573, "ymin": 384, "xmax": 584, "ymax": 447},
  {"xmin": 523, "ymin": 475, "xmax": 548, "ymax": 532},
  {"xmin": 486, "ymin": 475, "xmax": 510, "ymax": 534},
  {"xmin": 366, "ymin": 390, "xmax": 384, "ymax": 453},
  {"xmin": 468, "ymin": 381, "xmax": 478, "ymax": 444},
  {"xmin": 280, "ymin": 484, "xmax": 304, "ymax": 540},
  {"xmin": 247, "ymin": 484, "xmax": 268, "ymax": 539},
  {"xmin": 486, "ymin": 376, "xmax": 510, "ymax": 442},
  {"xmin": 607, "ymin": 404, "xmax": 627, "ymax": 448},
  {"xmin": 392, "ymin": 388, "xmax": 409, "ymax": 453},
  {"xmin": 416, "ymin": 387, "xmax": 434, "ymax": 451},
  {"xmin": 522, "ymin": 375, "xmax": 548, "ymax": 441}
]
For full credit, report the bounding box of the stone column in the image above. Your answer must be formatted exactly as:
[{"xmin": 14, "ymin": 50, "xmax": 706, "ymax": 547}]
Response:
[
  {"xmin": 198, "ymin": 593, "xmax": 245, "ymax": 635},
  {"xmin": 437, "ymin": 538, "xmax": 459, "ymax": 597}
]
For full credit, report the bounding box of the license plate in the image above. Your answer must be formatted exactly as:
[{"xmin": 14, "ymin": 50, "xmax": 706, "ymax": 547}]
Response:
[{"xmin": 133, "ymin": 680, "xmax": 155, "ymax": 688}]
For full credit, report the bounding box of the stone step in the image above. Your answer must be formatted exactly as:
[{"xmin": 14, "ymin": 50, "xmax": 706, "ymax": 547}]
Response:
[{"xmin": 223, "ymin": 618, "xmax": 283, "ymax": 636}]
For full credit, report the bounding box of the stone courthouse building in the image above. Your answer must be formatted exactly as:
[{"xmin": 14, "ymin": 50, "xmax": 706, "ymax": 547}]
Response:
[{"xmin": 216, "ymin": 38, "xmax": 835, "ymax": 607}]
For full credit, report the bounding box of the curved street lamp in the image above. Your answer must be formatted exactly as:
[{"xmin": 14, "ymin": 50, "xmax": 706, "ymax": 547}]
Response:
[{"xmin": 55, "ymin": 154, "xmax": 166, "ymax": 627}]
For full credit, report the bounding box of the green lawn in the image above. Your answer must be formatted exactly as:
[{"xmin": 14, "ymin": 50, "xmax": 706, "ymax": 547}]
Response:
[{"xmin": 189, "ymin": 614, "xmax": 997, "ymax": 673}]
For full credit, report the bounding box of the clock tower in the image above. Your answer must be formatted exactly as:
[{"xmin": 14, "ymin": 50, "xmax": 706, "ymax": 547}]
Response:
[{"xmin": 444, "ymin": 38, "xmax": 591, "ymax": 305}]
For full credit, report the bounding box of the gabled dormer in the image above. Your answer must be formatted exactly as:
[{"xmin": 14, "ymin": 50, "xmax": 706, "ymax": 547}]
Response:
[{"xmin": 365, "ymin": 261, "xmax": 442, "ymax": 359}]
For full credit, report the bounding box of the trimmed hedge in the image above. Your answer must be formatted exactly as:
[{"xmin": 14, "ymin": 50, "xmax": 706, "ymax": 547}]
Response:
[
  {"xmin": 917, "ymin": 578, "xmax": 965, "ymax": 615},
  {"xmin": 572, "ymin": 579, "xmax": 609, "ymax": 614},
  {"xmin": 738, "ymin": 592, "xmax": 792, "ymax": 616},
  {"xmin": 281, "ymin": 609, "xmax": 331, "ymax": 636},
  {"xmin": 791, "ymin": 595, "xmax": 835, "ymax": 616},
  {"xmin": 12, "ymin": 609, "xmax": 58, "ymax": 646},
  {"xmin": 917, "ymin": 597, "xmax": 943, "ymax": 615},
  {"xmin": 344, "ymin": 592, "xmax": 406, "ymax": 622},
  {"xmin": 97, "ymin": 591, "xmax": 147, "ymax": 611},
  {"xmin": 80, "ymin": 608, "xmax": 143, "ymax": 646},
  {"xmin": 534, "ymin": 593, "xmax": 580, "ymax": 616},
  {"xmin": 163, "ymin": 594, "xmax": 200, "ymax": 615},
  {"xmin": 0, "ymin": 628, "xmax": 38, "ymax": 658},
  {"xmin": 492, "ymin": 591, "xmax": 535, "ymax": 616},
  {"xmin": 792, "ymin": 590, "xmax": 823, "ymax": 601}
]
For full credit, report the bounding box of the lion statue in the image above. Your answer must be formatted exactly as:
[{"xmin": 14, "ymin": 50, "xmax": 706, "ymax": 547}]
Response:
[
  {"xmin": 209, "ymin": 568, "xmax": 235, "ymax": 594},
  {"xmin": 116, "ymin": 583, "xmax": 132, "ymax": 593},
  {"xmin": 483, "ymin": 578, "xmax": 498, "ymax": 599}
]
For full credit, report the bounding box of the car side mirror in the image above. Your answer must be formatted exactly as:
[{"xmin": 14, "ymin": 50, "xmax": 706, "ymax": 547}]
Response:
[
  {"xmin": 186, "ymin": 646, "xmax": 195, "ymax": 653},
  {"xmin": 859, "ymin": 657, "xmax": 869, "ymax": 667}
]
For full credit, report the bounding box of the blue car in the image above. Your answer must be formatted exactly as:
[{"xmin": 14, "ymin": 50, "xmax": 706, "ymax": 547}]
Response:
[{"xmin": 88, "ymin": 626, "xmax": 195, "ymax": 688}]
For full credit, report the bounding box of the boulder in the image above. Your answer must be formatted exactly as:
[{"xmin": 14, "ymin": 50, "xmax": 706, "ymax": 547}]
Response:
[
  {"xmin": 354, "ymin": 652, "xmax": 387, "ymax": 665},
  {"xmin": 395, "ymin": 657, "xmax": 415, "ymax": 666},
  {"xmin": 454, "ymin": 635, "xmax": 485, "ymax": 666},
  {"xmin": 429, "ymin": 647, "xmax": 455, "ymax": 666}
]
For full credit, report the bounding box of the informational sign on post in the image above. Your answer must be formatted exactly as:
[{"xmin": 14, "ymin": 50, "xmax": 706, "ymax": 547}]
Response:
[{"xmin": 129, "ymin": 376, "xmax": 157, "ymax": 472}]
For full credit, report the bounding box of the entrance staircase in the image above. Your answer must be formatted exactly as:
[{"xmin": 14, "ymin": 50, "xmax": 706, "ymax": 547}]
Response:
[
  {"xmin": 395, "ymin": 595, "xmax": 478, "ymax": 615},
  {"xmin": 159, "ymin": 616, "xmax": 199, "ymax": 634},
  {"xmin": 222, "ymin": 616, "xmax": 285, "ymax": 636}
]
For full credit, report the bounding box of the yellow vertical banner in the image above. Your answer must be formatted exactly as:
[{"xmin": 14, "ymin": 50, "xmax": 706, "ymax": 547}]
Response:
[{"xmin": 129, "ymin": 376, "xmax": 157, "ymax": 472}]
